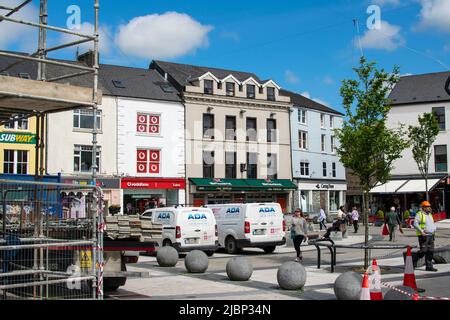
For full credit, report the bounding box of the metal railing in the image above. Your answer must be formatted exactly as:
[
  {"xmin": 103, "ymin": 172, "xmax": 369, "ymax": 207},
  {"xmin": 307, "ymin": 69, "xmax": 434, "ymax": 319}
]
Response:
[{"xmin": 0, "ymin": 179, "xmax": 104, "ymax": 300}]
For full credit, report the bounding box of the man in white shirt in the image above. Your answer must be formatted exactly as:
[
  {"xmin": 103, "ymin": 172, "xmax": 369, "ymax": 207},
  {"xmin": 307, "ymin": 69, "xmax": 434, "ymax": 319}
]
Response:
[{"xmin": 318, "ymin": 207, "xmax": 327, "ymax": 231}]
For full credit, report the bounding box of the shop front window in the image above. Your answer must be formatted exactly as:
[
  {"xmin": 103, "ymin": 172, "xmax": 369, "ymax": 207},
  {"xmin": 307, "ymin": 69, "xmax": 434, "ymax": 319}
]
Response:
[{"xmin": 329, "ymin": 191, "xmax": 340, "ymax": 212}]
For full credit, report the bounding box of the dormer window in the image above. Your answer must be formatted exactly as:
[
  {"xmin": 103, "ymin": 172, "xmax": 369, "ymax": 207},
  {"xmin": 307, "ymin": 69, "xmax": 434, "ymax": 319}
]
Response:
[
  {"xmin": 204, "ymin": 79, "xmax": 214, "ymax": 95},
  {"xmin": 247, "ymin": 84, "xmax": 255, "ymax": 99},
  {"xmin": 226, "ymin": 82, "xmax": 235, "ymax": 96},
  {"xmin": 267, "ymin": 87, "xmax": 275, "ymax": 101}
]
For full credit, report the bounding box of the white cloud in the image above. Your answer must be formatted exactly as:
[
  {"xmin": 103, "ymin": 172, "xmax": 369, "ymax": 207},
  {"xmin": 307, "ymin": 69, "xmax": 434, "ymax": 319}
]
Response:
[
  {"xmin": 301, "ymin": 91, "xmax": 330, "ymax": 107},
  {"xmin": 60, "ymin": 22, "xmax": 113, "ymax": 55},
  {"xmin": 220, "ymin": 31, "xmax": 240, "ymax": 43},
  {"xmin": 115, "ymin": 12, "xmax": 213, "ymax": 60},
  {"xmin": 284, "ymin": 70, "xmax": 300, "ymax": 84},
  {"xmin": 0, "ymin": 0, "xmax": 38, "ymax": 51},
  {"xmin": 418, "ymin": 0, "xmax": 450, "ymax": 33},
  {"xmin": 323, "ymin": 75, "xmax": 335, "ymax": 85},
  {"xmin": 358, "ymin": 21, "xmax": 405, "ymax": 51}
]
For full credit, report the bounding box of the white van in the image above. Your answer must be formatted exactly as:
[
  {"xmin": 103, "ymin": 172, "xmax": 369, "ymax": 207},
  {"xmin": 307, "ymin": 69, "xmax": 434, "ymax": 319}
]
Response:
[
  {"xmin": 142, "ymin": 207, "xmax": 219, "ymax": 256},
  {"xmin": 205, "ymin": 203, "xmax": 286, "ymax": 254}
]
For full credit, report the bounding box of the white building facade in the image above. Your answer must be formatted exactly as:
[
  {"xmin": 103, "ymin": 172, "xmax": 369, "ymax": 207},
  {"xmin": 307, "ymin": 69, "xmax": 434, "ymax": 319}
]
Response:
[
  {"xmin": 117, "ymin": 96, "xmax": 186, "ymax": 214},
  {"xmin": 372, "ymin": 72, "xmax": 450, "ymax": 217}
]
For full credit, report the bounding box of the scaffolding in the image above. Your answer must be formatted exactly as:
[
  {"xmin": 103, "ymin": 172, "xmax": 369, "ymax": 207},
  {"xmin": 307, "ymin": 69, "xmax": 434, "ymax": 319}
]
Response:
[
  {"xmin": 0, "ymin": 0, "xmax": 101, "ymax": 184},
  {"xmin": 0, "ymin": 1, "xmax": 103, "ymax": 300}
]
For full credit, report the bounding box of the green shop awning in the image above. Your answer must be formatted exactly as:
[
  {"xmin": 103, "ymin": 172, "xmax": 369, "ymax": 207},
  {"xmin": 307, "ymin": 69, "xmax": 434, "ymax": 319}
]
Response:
[
  {"xmin": 189, "ymin": 178, "xmax": 297, "ymax": 191},
  {"xmin": 246, "ymin": 179, "xmax": 298, "ymax": 190},
  {"xmin": 189, "ymin": 178, "xmax": 249, "ymax": 191}
]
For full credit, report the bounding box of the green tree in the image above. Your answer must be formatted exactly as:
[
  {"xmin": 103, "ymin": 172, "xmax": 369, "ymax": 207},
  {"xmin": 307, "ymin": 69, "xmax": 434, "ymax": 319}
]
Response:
[
  {"xmin": 335, "ymin": 57, "xmax": 409, "ymax": 269},
  {"xmin": 408, "ymin": 112, "xmax": 440, "ymax": 201}
]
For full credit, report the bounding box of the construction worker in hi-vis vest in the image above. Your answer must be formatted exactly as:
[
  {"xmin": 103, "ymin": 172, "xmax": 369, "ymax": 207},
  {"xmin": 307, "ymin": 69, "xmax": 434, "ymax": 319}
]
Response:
[{"xmin": 413, "ymin": 201, "xmax": 438, "ymax": 272}]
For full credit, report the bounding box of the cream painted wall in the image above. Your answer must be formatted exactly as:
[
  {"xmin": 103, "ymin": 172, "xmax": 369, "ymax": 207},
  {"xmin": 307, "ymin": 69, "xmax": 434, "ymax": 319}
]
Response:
[
  {"xmin": 46, "ymin": 96, "xmax": 117, "ymax": 176},
  {"xmin": 186, "ymin": 74, "xmax": 290, "ymax": 102},
  {"xmin": 185, "ymin": 101, "xmax": 292, "ymax": 180}
]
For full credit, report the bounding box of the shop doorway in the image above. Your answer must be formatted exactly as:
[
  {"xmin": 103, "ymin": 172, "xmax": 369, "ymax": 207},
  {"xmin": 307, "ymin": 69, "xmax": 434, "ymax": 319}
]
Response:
[{"xmin": 123, "ymin": 195, "xmax": 162, "ymax": 215}]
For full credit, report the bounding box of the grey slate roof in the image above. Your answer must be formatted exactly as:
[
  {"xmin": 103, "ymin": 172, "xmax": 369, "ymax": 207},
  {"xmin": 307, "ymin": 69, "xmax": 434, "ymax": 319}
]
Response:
[
  {"xmin": 0, "ymin": 52, "xmax": 181, "ymax": 102},
  {"xmin": 150, "ymin": 60, "xmax": 263, "ymax": 88},
  {"xmin": 280, "ymin": 89, "xmax": 344, "ymax": 116},
  {"xmin": 389, "ymin": 71, "xmax": 450, "ymax": 106}
]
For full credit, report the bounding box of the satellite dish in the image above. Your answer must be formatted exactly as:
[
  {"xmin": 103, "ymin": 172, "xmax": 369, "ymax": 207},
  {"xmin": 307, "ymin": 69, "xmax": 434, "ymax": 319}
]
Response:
[{"xmin": 446, "ymin": 75, "xmax": 450, "ymax": 96}]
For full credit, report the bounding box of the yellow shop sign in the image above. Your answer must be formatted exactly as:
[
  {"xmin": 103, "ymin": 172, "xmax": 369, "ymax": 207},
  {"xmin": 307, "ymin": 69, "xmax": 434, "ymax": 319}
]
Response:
[{"xmin": 0, "ymin": 133, "xmax": 36, "ymax": 144}]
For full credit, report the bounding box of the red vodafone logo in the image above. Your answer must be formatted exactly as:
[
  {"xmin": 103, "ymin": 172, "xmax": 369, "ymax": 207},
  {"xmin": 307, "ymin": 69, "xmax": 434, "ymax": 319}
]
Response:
[
  {"xmin": 149, "ymin": 125, "xmax": 159, "ymax": 133},
  {"xmin": 150, "ymin": 151, "xmax": 160, "ymax": 161},
  {"xmin": 138, "ymin": 115, "xmax": 147, "ymax": 123},
  {"xmin": 150, "ymin": 116, "xmax": 159, "ymax": 124},
  {"xmin": 137, "ymin": 150, "xmax": 147, "ymax": 161}
]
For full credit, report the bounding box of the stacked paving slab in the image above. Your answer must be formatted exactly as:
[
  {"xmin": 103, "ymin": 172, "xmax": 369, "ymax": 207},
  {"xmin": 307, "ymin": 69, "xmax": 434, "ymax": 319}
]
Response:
[{"xmin": 105, "ymin": 215, "xmax": 163, "ymax": 242}]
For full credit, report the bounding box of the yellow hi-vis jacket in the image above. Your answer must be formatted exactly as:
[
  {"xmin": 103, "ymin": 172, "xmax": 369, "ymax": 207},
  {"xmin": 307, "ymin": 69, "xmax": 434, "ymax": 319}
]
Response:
[{"xmin": 414, "ymin": 210, "xmax": 435, "ymax": 236}]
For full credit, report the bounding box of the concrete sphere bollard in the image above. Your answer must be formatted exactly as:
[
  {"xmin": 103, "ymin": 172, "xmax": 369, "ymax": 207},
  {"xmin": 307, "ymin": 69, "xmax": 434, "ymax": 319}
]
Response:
[
  {"xmin": 333, "ymin": 272, "xmax": 363, "ymax": 300},
  {"xmin": 226, "ymin": 257, "xmax": 253, "ymax": 281},
  {"xmin": 156, "ymin": 246, "xmax": 179, "ymax": 267},
  {"xmin": 384, "ymin": 286, "xmax": 416, "ymax": 300},
  {"xmin": 277, "ymin": 262, "xmax": 307, "ymax": 290},
  {"xmin": 185, "ymin": 250, "xmax": 209, "ymax": 273}
]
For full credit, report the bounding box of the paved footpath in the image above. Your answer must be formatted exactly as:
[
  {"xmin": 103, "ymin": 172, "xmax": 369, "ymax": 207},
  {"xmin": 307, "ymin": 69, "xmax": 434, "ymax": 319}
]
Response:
[{"xmin": 108, "ymin": 221, "xmax": 450, "ymax": 300}]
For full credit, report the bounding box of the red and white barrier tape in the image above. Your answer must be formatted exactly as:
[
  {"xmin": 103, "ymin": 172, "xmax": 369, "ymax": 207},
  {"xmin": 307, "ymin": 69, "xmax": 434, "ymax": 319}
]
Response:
[
  {"xmin": 381, "ymin": 282, "xmax": 450, "ymax": 300},
  {"xmin": 97, "ymin": 261, "xmax": 104, "ymax": 297}
]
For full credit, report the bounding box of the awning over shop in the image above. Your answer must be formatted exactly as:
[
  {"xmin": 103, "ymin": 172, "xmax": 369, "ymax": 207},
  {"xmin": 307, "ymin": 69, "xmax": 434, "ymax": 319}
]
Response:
[
  {"xmin": 369, "ymin": 180, "xmax": 408, "ymax": 194},
  {"xmin": 370, "ymin": 177, "xmax": 445, "ymax": 194},
  {"xmin": 189, "ymin": 178, "xmax": 297, "ymax": 192},
  {"xmin": 396, "ymin": 178, "xmax": 442, "ymax": 193},
  {"xmin": 245, "ymin": 179, "xmax": 298, "ymax": 191}
]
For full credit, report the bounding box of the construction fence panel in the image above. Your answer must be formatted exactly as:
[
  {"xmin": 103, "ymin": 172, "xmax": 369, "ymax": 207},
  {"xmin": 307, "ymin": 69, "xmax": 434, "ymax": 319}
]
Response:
[{"xmin": 0, "ymin": 179, "xmax": 104, "ymax": 300}]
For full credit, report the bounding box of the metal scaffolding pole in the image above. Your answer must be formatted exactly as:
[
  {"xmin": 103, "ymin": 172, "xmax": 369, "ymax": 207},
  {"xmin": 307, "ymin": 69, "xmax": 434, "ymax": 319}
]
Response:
[
  {"xmin": 91, "ymin": 0, "xmax": 100, "ymax": 185},
  {"xmin": 0, "ymin": 0, "xmax": 102, "ymax": 299}
]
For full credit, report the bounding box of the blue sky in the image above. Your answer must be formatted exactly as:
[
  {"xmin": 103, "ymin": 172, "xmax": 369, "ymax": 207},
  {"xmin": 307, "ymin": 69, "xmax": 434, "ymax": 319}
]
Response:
[{"xmin": 1, "ymin": 0, "xmax": 450, "ymax": 113}]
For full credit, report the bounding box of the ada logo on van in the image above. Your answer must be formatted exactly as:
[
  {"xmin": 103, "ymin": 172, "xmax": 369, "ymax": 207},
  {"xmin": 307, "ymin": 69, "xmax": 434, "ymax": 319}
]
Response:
[
  {"xmin": 259, "ymin": 207, "xmax": 276, "ymax": 213},
  {"xmin": 157, "ymin": 212, "xmax": 171, "ymax": 220},
  {"xmin": 226, "ymin": 208, "xmax": 240, "ymax": 214},
  {"xmin": 188, "ymin": 213, "xmax": 208, "ymax": 220}
]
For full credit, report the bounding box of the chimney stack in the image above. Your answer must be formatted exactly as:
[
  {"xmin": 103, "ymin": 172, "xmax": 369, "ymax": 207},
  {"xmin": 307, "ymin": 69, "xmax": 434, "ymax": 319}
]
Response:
[{"xmin": 77, "ymin": 50, "xmax": 98, "ymax": 67}]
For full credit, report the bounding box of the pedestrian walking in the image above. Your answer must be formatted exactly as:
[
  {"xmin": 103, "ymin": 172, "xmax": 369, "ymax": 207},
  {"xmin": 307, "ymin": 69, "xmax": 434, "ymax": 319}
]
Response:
[
  {"xmin": 351, "ymin": 207, "xmax": 359, "ymax": 233},
  {"xmin": 413, "ymin": 201, "xmax": 438, "ymax": 272},
  {"xmin": 385, "ymin": 206, "xmax": 402, "ymax": 242},
  {"xmin": 290, "ymin": 208, "xmax": 308, "ymax": 262},
  {"xmin": 318, "ymin": 207, "xmax": 327, "ymax": 231},
  {"xmin": 337, "ymin": 206, "xmax": 347, "ymax": 236},
  {"xmin": 347, "ymin": 208, "xmax": 353, "ymax": 226}
]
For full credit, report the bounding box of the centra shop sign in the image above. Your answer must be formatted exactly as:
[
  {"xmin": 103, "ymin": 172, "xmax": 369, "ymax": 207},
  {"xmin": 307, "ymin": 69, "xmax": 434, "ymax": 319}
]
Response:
[{"xmin": 0, "ymin": 133, "xmax": 36, "ymax": 144}]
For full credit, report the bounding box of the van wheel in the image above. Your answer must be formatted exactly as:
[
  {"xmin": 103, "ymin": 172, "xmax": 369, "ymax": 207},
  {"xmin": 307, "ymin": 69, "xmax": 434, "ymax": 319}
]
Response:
[
  {"xmin": 263, "ymin": 246, "xmax": 276, "ymax": 254},
  {"xmin": 205, "ymin": 251, "xmax": 215, "ymax": 257},
  {"xmin": 225, "ymin": 237, "xmax": 239, "ymax": 254}
]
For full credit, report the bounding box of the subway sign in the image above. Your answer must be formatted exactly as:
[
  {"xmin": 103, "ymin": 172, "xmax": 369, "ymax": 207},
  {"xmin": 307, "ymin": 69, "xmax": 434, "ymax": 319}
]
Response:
[{"xmin": 0, "ymin": 133, "xmax": 36, "ymax": 144}]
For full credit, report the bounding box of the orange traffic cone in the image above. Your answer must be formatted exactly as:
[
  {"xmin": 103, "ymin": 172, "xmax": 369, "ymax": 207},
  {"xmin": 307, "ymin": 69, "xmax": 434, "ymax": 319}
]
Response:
[
  {"xmin": 360, "ymin": 272, "xmax": 371, "ymax": 300},
  {"xmin": 370, "ymin": 259, "xmax": 383, "ymax": 300},
  {"xmin": 403, "ymin": 246, "xmax": 418, "ymax": 291}
]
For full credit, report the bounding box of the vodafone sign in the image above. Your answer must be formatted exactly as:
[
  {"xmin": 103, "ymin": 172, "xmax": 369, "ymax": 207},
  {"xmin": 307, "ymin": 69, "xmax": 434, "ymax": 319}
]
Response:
[{"xmin": 121, "ymin": 178, "xmax": 185, "ymax": 190}]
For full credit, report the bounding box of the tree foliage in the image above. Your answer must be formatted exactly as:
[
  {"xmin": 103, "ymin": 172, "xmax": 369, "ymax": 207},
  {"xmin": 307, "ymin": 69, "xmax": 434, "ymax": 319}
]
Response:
[
  {"xmin": 334, "ymin": 57, "xmax": 409, "ymax": 269},
  {"xmin": 408, "ymin": 112, "xmax": 440, "ymax": 200},
  {"xmin": 335, "ymin": 57, "xmax": 409, "ymax": 192}
]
